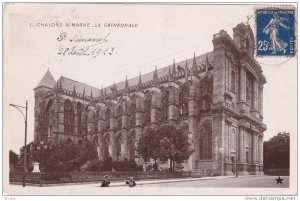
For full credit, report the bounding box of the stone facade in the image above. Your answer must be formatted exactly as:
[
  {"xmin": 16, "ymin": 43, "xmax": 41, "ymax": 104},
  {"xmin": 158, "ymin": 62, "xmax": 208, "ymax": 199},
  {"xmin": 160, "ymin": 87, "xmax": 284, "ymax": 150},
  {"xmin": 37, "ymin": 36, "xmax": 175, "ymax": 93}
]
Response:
[{"xmin": 33, "ymin": 23, "xmax": 266, "ymax": 175}]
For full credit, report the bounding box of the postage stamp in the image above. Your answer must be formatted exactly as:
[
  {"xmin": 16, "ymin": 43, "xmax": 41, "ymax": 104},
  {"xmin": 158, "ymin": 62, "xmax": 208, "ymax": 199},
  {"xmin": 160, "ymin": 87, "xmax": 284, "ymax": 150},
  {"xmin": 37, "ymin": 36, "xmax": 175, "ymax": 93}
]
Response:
[{"xmin": 256, "ymin": 8, "xmax": 295, "ymax": 56}]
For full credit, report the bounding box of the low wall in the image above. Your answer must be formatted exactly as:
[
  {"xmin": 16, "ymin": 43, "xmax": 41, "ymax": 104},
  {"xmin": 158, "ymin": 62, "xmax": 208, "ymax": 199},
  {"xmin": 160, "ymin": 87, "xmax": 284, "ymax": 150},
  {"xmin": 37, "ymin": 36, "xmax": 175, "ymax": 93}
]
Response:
[{"xmin": 10, "ymin": 171, "xmax": 192, "ymax": 185}]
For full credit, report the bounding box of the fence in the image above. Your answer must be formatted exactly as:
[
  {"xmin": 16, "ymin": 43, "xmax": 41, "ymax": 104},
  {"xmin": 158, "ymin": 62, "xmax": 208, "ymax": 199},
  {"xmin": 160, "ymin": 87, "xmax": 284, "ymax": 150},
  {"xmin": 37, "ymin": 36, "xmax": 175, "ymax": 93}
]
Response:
[
  {"xmin": 191, "ymin": 168, "xmax": 222, "ymax": 177},
  {"xmin": 10, "ymin": 168, "xmax": 221, "ymax": 185},
  {"xmin": 10, "ymin": 170, "xmax": 192, "ymax": 185}
]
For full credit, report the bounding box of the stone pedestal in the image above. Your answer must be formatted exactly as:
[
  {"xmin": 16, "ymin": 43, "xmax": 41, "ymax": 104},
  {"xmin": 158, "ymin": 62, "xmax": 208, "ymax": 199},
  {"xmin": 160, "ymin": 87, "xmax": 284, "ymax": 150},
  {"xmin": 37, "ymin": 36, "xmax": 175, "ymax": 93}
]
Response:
[{"xmin": 32, "ymin": 162, "xmax": 40, "ymax": 173}]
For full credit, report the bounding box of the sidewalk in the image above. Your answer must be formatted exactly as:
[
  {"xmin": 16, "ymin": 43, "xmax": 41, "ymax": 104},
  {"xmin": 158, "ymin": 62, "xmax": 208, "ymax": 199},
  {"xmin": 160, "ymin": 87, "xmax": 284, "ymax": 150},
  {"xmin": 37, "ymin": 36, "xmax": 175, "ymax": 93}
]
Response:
[
  {"xmin": 109, "ymin": 175, "xmax": 233, "ymax": 187},
  {"xmin": 10, "ymin": 175, "xmax": 264, "ymax": 187}
]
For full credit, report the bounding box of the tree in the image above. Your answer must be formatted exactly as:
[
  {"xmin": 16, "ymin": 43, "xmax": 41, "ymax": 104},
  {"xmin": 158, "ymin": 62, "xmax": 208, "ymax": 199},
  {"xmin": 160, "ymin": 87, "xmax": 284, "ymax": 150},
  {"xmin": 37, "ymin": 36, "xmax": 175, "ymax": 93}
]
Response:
[
  {"xmin": 157, "ymin": 123, "xmax": 193, "ymax": 171},
  {"xmin": 136, "ymin": 127, "xmax": 161, "ymax": 169},
  {"xmin": 9, "ymin": 150, "xmax": 19, "ymax": 165},
  {"xmin": 264, "ymin": 132, "xmax": 289, "ymax": 170}
]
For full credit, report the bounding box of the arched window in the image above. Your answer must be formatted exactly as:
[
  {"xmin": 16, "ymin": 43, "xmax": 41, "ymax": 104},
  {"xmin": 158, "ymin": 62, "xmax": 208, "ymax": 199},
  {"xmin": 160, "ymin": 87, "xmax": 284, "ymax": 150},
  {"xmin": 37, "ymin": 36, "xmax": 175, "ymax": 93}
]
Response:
[
  {"xmin": 94, "ymin": 109, "xmax": 99, "ymax": 133},
  {"xmin": 199, "ymin": 121, "xmax": 212, "ymax": 160},
  {"xmin": 105, "ymin": 107, "xmax": 110, "ymax": 130},
  {"xmin": 231, "ymin": 70, "xmax": 236, "ymax": 93},
  {"xmin": 64, "ymin": 100, "xmax": 74, "ymax": 135},
  {"xmin": 179, "ymin": 85, "xmax": 189, "ymax": 117},
  {"xmin": 104, "ymin": 134, "xmax": 110, "ymax": 157},
  {"xmin": 161, "ymin": 88, "xmax": 169, "ymax": 121},
  {"xmin": 65, "ymin": 138, "xmax": 73, "ymax": 145},
  {"xmin": 129, "ymin": 102, "xmax": 136, "ymax": 127},
  {"xmin": 144, "ymin": 91, "xmax": 152, "ymax": 125},
  {"xmin": 116, "ymin": 133, "xmax": 122, "ymax": 160},
  {"xmin": 117, "ymin": 105, "xmax": 122, "ymax": 128},
  {"xmin": 77, "ymin": 103, "xmax": 82, "ymax": 135},
  {"xmin": 128, "ymin": 131, "xmax": 136, "ymax": 161},
  {"xmin": 93, "ymin": 135, "xmax": 98, "ymax": 146}
]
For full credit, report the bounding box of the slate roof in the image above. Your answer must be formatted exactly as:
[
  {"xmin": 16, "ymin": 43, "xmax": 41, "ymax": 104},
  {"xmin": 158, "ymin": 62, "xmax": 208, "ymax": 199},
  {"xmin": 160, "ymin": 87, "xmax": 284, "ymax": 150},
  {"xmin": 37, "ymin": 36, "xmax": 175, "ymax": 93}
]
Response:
[{"xmin": 35, "ymin": 69, "xmax": 56, "ymax": 89}]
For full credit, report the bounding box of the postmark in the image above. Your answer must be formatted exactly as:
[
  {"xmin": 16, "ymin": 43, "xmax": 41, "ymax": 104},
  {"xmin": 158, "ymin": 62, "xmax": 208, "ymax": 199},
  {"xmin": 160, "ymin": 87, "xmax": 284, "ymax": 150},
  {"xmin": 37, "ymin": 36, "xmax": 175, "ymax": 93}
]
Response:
[{"xmin": 256, "ymin": 8, "xmax": 295, "ymax": 56}]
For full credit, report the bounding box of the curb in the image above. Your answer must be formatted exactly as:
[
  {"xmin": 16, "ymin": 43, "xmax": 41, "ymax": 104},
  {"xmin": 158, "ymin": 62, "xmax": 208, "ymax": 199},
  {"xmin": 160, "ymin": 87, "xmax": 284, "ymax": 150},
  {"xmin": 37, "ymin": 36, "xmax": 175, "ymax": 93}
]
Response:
[{"xmin": 10, "ymin": 175, "xmax": 246, "ymax": 187}]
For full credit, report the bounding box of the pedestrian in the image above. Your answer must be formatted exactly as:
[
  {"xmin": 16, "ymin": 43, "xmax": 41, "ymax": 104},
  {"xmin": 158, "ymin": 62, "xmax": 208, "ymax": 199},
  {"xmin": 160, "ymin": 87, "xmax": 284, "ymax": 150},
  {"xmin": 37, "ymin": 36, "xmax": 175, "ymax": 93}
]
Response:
[
  {"xmin": 126, "ymin": 176, "xmax": 136, "ymax": 187},
  {"xmin": 101, "ymin": 175, "xmax": 110, "ymax": 187}
]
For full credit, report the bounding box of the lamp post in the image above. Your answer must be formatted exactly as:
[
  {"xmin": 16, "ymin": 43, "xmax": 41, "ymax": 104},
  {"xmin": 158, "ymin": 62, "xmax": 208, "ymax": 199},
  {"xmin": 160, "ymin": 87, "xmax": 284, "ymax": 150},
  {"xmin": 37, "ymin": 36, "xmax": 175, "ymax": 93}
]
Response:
[{"xmin": 9, "ymin": 101, "xmax": 28, "ymax": 187}]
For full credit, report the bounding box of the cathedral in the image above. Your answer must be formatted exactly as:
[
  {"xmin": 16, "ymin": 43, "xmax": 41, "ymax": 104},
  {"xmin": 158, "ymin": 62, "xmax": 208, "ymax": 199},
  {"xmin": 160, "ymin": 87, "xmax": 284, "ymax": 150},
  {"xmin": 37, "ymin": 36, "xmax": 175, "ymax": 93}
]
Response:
[{"xmin": 33, "ymin": 23, "xmax": 266, "ymax": 175}]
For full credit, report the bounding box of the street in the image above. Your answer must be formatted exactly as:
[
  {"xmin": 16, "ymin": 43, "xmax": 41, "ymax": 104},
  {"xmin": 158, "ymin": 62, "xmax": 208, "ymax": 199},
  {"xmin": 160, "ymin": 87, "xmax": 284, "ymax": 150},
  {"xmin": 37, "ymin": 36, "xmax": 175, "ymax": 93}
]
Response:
[
  {"xmin": 5, "ymin": 176, "xmax": 290, "ymax": 195},
  {"xmin": 136, "ymin": 175, "xmax": 289, "ymax": 188}
]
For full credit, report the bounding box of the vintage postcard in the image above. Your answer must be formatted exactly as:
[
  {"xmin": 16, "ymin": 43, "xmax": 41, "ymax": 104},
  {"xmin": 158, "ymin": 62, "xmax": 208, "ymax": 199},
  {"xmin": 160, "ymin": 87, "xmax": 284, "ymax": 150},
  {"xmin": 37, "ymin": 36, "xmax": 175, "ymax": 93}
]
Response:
[{"xmin": 2, "ymin": 3, "xmax": 297, "ymax": 196}]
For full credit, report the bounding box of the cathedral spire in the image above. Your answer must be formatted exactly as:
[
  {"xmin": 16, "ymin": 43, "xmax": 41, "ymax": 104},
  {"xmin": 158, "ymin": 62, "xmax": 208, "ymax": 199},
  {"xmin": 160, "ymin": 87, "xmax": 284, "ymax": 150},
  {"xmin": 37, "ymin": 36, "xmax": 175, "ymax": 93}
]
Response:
[
  {"xmin": 205, "ymin": 53, "xmax": 209, "ymax": 72},
  {"xmin": 83, "ymin": 86, "xmax": 86, "ymax": 97},
  {"xmin": 152, "ymin": 66, "xmax": 159, "ymax": 86},
  {"xmin": 124, "ymin": 76, "xmax": 130, "ymax": 94},
  {"xmin": 192, "ymin": 52, "xmax": 197, "ymax": 73},
  {"xmin": 36, "ymin": 69, "xmax": 56, "ymax": 89},
  {"xmin": 111, "ymin": 81, "xmax": 117, "ymax": 100},
  {"xmin": 138, "ymin": 72, "xmax": 143, "ymax": 91},
  {"xmin": 101, "ymin": 85, "xmax": 104, "ymax": 96},
  {"xmin": 172, "ymin": 59, "xmax": 176, "ymax": 77},
  {"xmin": 72, "ymin": 84, "xmax": 76, "ymax": 96},
  {"xmin": 185, "ymin": 60, "xmax": 189, "ymax": 82},
  {"xmin": 168, "ymin": 65, "xmax": 172, "ymax": 81},
  {"xmin": 104, "ymin": 87, "xmax": 107, "ymax": 98}
]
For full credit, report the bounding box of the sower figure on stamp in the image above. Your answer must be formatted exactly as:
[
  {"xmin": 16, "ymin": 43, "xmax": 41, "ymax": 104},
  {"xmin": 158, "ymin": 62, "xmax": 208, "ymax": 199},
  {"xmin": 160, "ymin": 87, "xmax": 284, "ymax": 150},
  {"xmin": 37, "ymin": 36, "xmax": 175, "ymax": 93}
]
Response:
[
  {"xmin": 101, "ymin": 175, "xmax": 110, "ymax": 187},
  {"xmin": 263, "ymin": 13, "xmax": 290, "ymax": 54}
]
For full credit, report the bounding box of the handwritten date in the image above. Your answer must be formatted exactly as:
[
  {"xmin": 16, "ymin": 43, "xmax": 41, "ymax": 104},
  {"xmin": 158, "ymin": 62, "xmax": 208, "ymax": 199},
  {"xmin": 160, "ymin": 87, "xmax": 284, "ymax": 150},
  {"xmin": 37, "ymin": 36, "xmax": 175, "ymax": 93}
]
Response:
[{"xmin": 57, "ymin": 32, "xmax": 116, "ymax": 58}]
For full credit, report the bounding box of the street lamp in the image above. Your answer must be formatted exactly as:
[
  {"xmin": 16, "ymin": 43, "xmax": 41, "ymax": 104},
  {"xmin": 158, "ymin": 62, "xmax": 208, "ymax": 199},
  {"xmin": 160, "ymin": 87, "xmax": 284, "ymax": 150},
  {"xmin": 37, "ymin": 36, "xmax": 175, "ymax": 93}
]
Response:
[{"xmin": 9, "ymin": 101, "xmax": 28, "ymax": 187}]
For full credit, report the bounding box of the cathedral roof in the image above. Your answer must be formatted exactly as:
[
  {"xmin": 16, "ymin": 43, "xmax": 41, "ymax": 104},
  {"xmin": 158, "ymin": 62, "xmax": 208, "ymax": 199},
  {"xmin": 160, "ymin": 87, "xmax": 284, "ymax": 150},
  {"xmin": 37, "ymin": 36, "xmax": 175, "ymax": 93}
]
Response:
[
  {"xmin": 104, "ymin": 51, "xmax": 214, "ymax": 93},
  {"xmin": 57, "ymin": 76, "xmax": 101, "ymax": 97},
  {"xmin": 36, "ymin": 69, "xmax": 56, "ymax": 89},
  {"xmin": 50, "ymin": 51, "xmax": 213, "ymax": 97}
]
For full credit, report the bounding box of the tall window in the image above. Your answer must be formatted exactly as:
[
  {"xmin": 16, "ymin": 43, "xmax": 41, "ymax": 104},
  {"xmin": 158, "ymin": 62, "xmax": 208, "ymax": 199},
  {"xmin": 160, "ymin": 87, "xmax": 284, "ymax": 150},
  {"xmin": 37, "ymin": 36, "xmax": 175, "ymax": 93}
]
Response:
[
  {"xmin": 144, "ymin": 91, "xmax": 152, "ymax": 125},
  {"xmin": 64, "ymin": 100, "xmax": 74, "ymax": 135},
  {"xmin": 231, "ymin": 70, "xmax": 236, "ymax": 93},
  {"xmin": 199, "ymin": 121, "xmax": 212, "ymax": 160},
  {"xmin": 129, "ymin": 131, "xmax": 135, "ymax": 161},
  {"xmin": 104, "ymin": 134, "xmax": 110, "ymax": 157},
  {"xmin": 116, "ymin": 134, "xmax": 122, "ymax": 160},
  {"xmin": 129, "ymin": 102, "xmax": 136, "ymax": 127},
  {"xmin": 230, "ymin": 128, "xmax": 236, "ymax": 151},
  {"xmin": 95, "ymin": 109, "xmax": 99, "ymax": 132},
  {"xmin": 179, "ymin": 85, "xmax": 189, "ymax": 117},
  {"xmin": 77, "ymin": 103, "xmax": 82, "ymax": 135},
  {"xmin": 161, "ymin": 88, "xmax": 169, "ymax": 121},
  {"xmin": 117, "ymin": 105, "xmax": 122, "ymax": 128}
]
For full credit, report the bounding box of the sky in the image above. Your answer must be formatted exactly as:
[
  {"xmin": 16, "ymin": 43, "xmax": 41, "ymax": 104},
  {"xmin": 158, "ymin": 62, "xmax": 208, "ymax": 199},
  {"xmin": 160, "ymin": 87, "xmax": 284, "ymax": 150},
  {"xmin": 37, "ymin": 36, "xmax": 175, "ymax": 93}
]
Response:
[{"xmin": 3, "ymin": 3, "xmax": 297, "ymax": 154}]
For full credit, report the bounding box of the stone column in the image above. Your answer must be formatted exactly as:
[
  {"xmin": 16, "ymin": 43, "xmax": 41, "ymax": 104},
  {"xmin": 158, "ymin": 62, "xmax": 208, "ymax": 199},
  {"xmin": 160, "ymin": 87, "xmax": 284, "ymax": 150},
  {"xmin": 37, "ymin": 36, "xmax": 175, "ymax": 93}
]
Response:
[
  {"xmin": 168, "ymin": 82, "xmax": 179, "ymax": 124},
  {"xmin": 212, "ymin": 31, "xmax": 226, "ymax": 106},
  {"xmin": 187, "ymin": 75, "xmax": 200, "ymax": 170},
  {"xmin": 260, "ymin": 135, "xmax": 264, "ymax": 165},
  {"xmin": 98, "ymin": 133, "xmax": 104, "ymax": 160},
  {"xmin": 58, "ymin": 100, "xmax": 64, "ymax": 137},
  {"xmin": 212, "ymin": 113, "xmax": 226, "ymax": 173},
  {"xmin": 239, "ymin": 64, "xmax": 246, "ymax": 102},
  {"xmin": 239, "ymin": 127, "xmax": 245, "ymax": 163},
  {"xmin": 251, "ymin": 79, "xmax": 259, "ymax": 118},
  {"xmin": 150, "ymin": 87, "xmax": 161, "ymax": 129},
  {"xmin": 98, "ymin": 104, "xmax": 106, "ymax": 160},
  {"xmin": 259, "ymin": 84, "xmax": 264, "ymax": 117},
  {"xmin": 87, "ymin": 108, "xmax": 95, "ymax": 135},
  {"xmin": 109, "ymin": 100, "xmax": 118, "ymax": 161}
]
